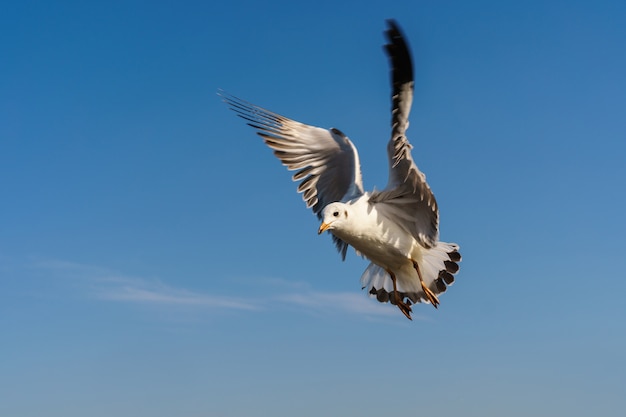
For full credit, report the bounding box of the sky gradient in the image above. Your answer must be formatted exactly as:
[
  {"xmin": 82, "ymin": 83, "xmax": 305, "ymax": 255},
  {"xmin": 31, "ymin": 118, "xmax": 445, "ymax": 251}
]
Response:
[{"xmin": 2, "ymin": 1, "xmax": 626, "ymax": 416}]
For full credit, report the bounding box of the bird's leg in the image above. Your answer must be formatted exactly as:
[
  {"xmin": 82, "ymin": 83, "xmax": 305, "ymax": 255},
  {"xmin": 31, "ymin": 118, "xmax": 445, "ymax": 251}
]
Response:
[
  {"xmin": 411, "ymin": 260, "xmax": 440, "ymax": 308},
  {"xmin": 413, "ymin": 260, "xmax": 440, "ymax": 308},
  {"xmin": 386, "ymin": 269, "xmax": 412, "ymax": 320}
]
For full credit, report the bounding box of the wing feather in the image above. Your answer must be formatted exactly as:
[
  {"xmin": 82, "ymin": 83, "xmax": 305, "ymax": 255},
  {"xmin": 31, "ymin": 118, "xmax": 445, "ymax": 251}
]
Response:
[
  {"xmin": 219, "ymin": 91, "xmax": 364, "ymax": 258},
  {"xmin": 370, "ymin": 20, "xmax": 440, "ymax": 248}
]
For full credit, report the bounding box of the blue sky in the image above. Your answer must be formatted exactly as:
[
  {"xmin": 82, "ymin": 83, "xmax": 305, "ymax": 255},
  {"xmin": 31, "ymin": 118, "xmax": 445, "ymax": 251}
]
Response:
[{"xmin": 2, "ymin": 0, "xmax": 626, "ymax": 416}]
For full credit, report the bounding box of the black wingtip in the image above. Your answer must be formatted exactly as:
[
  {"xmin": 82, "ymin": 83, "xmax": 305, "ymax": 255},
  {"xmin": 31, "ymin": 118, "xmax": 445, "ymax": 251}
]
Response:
[
  {"xmin": 385, "ymin": 19, "xmax": 401, "ymax": 33},
  {"xmin": 384, "ymin": 19, "xmax": 406, "ymax": 43},
  {"xmin": 383, "ymin": 20, "xmax": 413, "ymax": 85}
]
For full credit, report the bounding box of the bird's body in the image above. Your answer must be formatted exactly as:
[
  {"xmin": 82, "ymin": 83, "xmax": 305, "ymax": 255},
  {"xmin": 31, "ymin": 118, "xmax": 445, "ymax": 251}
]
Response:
[
  {"xmin": 319, "ymin": 198, "xmax": 460, "ymax": 319},
  {"xmin": 322, "ymin": 196, "xmax": 419, "ymax": 268},
  {"xmin": 220, "ymin": 20, "xmax": 461, "ymax": 319}
]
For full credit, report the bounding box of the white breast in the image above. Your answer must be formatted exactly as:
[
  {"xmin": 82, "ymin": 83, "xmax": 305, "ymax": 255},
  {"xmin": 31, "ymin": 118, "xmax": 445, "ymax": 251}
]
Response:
[{"xmin": 332, "ymin": 196, "xmax": 422, "ymax": 269}]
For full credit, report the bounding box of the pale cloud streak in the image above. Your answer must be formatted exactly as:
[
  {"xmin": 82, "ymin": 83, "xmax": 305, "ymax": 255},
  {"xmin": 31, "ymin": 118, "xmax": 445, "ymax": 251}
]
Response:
[
  {"xmin": 34, "ymin": 259, "xmax": 258, "ymax": 311},
  {"xmin": 34, "ymin": 259, "xmax": 406, "ymax": 319},
  {"xmin": 99, "ymin": 284, "xmax": 257, "ymax": 310}
]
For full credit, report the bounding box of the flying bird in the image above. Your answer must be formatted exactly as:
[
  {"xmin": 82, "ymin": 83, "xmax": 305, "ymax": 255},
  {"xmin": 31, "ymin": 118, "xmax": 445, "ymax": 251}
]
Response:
[{"xmin": 219, "ymin": 20, "xmax": 461, "ymax": 320}]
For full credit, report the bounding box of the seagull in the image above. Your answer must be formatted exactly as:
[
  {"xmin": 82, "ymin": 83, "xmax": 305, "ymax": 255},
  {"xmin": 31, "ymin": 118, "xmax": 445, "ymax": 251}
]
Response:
[{"xmin": 219, "ymin": 20, "xmax": 461, "ymax": 320}]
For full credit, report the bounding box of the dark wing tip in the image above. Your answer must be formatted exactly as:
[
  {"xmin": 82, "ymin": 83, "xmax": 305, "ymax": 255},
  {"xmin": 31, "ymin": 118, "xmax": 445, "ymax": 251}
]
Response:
[
  {"xmin": 384, "ymin": 20, "xmax": 413, "ymax": 85},
  {"xmin": 385, "ymin": 19, "xmax": 402, "ymax": 37}
]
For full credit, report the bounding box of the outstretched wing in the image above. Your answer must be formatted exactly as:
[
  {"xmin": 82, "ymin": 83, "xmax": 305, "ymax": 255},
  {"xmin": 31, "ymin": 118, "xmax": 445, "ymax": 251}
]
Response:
[
  {"xmin": 370, "ymin": 19, "xmax": 440, "ymax": 248},
  {"xmin": 219, "ymin": 91, "xmax": 364, "ymax": 258}
]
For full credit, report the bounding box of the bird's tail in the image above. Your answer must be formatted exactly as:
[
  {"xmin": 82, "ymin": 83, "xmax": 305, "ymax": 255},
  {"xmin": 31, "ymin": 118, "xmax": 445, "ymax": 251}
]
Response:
[{"xmin": 360, "ymin": 242, "xmax": 461, "ymax": 306}]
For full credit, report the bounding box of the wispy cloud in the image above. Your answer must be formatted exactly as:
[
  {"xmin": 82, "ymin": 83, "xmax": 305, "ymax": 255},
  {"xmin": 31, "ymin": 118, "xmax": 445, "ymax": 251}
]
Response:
[
  {"xmin": 33, "ymin": 259, "xmax": 406, "ymax": 319},
  {"xmin": 98, "ymin": 284, "xmax": 257, "ymax": 310},
  {"xmin": 34, "ymin": 259, "xmax": 257, "ymax": 311}
]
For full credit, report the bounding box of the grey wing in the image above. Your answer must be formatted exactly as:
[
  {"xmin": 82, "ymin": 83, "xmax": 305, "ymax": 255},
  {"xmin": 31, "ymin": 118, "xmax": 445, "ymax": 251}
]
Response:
[
  {"xmin": 370, "ymin": 20, "xmax": 439, "ymax": 248},
  {"xmin": 219, "ymin": 91, "xmax": 364, "ymax": 258}
]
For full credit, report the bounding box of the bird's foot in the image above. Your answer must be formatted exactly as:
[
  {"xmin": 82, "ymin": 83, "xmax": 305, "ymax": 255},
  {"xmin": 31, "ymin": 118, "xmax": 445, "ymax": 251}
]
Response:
[
  {"xmin": 412, "ymin": 259, "xmax": 440, "ymax": 309},
  {"xmin": 392, "ymin": 292, "xmax": 413, "ymax": 320},
  {"xmin": 421, "ymin": 283, "xmax": 440, "ymax": 309}
]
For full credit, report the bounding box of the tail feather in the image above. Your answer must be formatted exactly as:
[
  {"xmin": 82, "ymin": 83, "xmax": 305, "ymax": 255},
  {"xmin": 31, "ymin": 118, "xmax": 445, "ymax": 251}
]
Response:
[{"xmin": 360, "ymin": 242, "xmax": 461, "ymax": 307}]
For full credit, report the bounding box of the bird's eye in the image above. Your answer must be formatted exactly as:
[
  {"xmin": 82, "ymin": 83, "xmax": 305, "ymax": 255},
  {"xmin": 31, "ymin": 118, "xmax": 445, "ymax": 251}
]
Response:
[{"xmin": 333, "ymin": 211, "xmax": 339, "ymax": 217}]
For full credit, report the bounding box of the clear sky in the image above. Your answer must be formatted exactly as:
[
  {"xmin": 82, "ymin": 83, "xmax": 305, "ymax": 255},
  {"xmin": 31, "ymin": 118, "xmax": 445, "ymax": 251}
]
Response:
[{"xmin": 2, "ymin": 1, "xmax": 626, "ymax": 416}]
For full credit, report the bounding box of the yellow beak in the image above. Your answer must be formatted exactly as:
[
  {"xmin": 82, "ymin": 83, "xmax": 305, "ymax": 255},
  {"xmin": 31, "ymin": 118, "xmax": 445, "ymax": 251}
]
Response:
[{"xmin": 318, "ymin": 222, "xmax": 331, "ymax": 235}]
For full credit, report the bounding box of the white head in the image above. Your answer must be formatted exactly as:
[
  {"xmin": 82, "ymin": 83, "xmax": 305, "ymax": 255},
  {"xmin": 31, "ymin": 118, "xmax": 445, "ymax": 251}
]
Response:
[{"xmin": 318, "ymin": 202, "xmax": 350, "ymax": 235}]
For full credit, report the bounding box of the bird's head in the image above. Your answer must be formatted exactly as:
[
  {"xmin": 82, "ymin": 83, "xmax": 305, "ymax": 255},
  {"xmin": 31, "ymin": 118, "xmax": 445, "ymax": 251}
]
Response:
[{"xmin": 318, "ymin": 202, "xmax": 350, "ymax": 235}]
